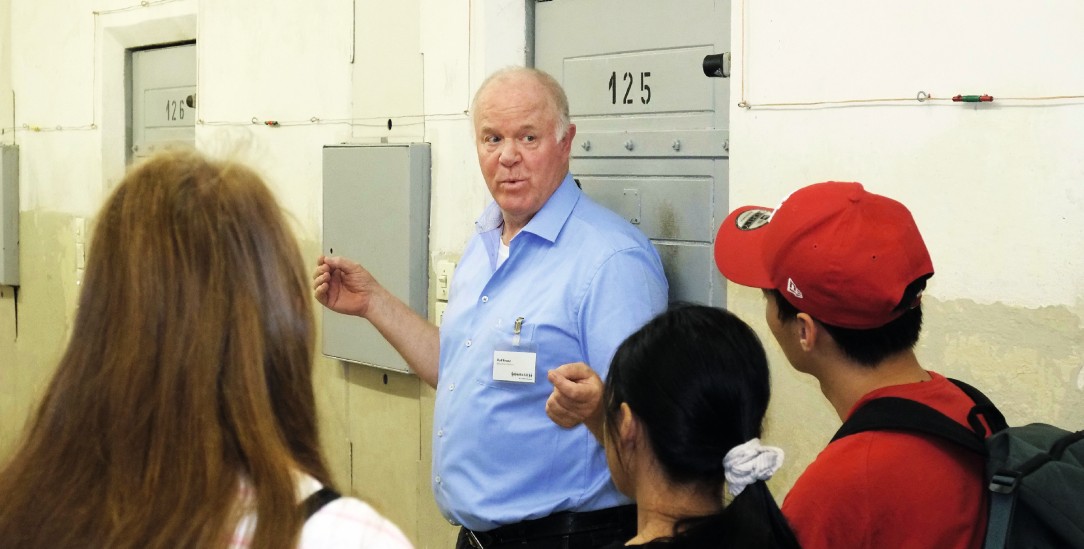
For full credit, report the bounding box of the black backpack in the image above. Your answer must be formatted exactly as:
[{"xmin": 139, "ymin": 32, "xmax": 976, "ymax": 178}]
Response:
[{"xmin": 832, "ymin": 379, "xmax": 1084, "ymax": 549}]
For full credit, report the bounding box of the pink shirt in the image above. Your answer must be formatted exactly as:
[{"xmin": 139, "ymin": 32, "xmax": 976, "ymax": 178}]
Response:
[{"xmin": 229, "ymin": 474, "xmax": 413, "ymax": 549}]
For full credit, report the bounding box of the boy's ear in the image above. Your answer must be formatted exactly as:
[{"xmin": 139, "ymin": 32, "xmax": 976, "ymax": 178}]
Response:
[{"xmin": 796, "ymin": 312, "xmax": 818, "ymax": 352}]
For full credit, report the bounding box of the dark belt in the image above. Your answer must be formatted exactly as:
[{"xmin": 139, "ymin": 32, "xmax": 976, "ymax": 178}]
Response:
[{"xmin": 462, "ymin": 504, "xmax": 636, "ymax": 548}]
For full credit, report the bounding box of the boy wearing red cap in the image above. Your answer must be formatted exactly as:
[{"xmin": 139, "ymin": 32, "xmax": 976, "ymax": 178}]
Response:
[{"xmin": 714, "ymin": 182, "xmax": 987, "ymax": 548}]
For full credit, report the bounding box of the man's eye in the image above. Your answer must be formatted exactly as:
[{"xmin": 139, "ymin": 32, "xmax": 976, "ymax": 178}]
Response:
[
  {"xmin": 523, "ymin": 135, "xmax": 536, "ymax": 143},
  {"xmin": 485, "ymin": 136, "xmax": 501, "ymax": 145}
]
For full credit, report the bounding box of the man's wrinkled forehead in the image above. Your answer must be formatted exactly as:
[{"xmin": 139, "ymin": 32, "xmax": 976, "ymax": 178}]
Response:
[{"xmin": 473, "ymin": 75, "xmax": 556, "ymax": 125}]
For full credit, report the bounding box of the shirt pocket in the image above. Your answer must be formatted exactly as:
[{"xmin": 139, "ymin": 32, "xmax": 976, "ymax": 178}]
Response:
[{"xmin": 476, "ymin": 316, "xmax": 540, "ymax": 391}]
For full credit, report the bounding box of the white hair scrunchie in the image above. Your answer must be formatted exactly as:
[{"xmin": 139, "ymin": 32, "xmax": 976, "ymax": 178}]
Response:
[{"xmin": 723, "ymin": 437, "xmax": 785, "ymax": 497}]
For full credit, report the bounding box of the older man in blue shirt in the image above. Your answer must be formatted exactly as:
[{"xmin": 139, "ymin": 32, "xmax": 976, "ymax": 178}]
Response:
[{"xmin": 314, "ymin": 67, "xmax": 668, "ymax": 548}]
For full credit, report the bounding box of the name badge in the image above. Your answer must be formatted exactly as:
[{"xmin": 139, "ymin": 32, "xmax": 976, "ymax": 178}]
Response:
[{"xmin": 493, "ymin": 350, "xmax": 536, "ymax": 383}]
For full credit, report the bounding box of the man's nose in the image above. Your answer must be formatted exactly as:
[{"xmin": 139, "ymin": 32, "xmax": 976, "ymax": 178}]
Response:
[{"xmin": 498, "ymin": 141, "xmax": 520, "ymax": 165}]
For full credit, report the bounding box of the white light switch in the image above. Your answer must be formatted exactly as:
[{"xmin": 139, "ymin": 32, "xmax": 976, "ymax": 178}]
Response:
[
  {"xmin": 435, "ymin": 260, "xmax": 455, "ymax": 301},
  {"xmin": 434, "ymin": 301, "xmax": 448, "ymax": 327},
  {"xmin": 72, "ymin": 217, "xmax": 85, "ymax": 242}
]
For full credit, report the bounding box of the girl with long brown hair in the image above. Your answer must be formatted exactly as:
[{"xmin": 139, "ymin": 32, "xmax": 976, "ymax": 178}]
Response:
[{"xmin": 0, "ymin": 148, "xmax": 411, "ymax": 548}]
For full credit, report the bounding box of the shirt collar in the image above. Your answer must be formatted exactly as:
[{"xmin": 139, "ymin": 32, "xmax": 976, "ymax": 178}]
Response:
[{"xmin": 474, "ymin": 173, "xmax": 580, "ymax": 244}]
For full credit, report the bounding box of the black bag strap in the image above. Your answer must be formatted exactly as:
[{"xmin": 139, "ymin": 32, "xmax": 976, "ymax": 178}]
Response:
[
  {"xmin": 301, "ymin": 487, "xmax": 342, "ymax": 520},
  {"xmin": 946, "ymin": 378, "xmax": 1008, "ymax": 435},
  {"xmin": 831, "ymin": 396, "xmax": 988, "ymax": 454},
  {"xmin": 831, "ymin": 377, "xmax": 1007, "ymax": 449}
]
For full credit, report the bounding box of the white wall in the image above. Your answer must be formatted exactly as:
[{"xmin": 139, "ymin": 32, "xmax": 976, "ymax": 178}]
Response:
[
  {"xmin": 0, "ymin": 0, "xmax": 11, "ymax": 146},
  {"xmin": 731, "ymin": 1, "xmax": 1084, "ymax": 309}
]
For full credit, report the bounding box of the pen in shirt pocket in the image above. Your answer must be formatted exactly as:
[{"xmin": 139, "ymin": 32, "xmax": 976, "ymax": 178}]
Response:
[{"xmin": 513, "ymin": 316, "xmax": 524, "ymax": 347}]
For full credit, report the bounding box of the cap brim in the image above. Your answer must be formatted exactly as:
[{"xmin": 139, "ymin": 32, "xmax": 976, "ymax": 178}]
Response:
[{"xmin": 714, "ymin": 204, "xmax": 775, "ymax": 289}]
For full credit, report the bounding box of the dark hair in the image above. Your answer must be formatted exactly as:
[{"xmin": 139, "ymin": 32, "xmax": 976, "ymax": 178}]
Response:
[
  {"xmin": 603, "ymin": 304, "xmax": 800, "ymax": 548},
  {"xmin": 769, "ymin": 275, "xmax": 929, "ymax": 367}
]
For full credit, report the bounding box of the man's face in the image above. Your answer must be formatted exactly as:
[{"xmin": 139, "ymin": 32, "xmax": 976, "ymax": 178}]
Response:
[{"xmin": 473, "ymin": 75, "xmax": 574, "ymax": 231}]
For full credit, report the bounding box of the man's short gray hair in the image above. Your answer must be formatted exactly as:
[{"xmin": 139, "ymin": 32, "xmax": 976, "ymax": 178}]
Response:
[{"xmin": 471, "ymin": 67, "xmax": 572, "ymax": 143}]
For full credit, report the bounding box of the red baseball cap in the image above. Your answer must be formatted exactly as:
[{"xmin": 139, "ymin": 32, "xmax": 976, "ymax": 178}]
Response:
[{"xmin": 714, "ymin": 182, "xmax": 934, "ymax": 329}]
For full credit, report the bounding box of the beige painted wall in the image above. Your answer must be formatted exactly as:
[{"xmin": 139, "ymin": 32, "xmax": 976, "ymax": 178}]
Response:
[
  {"xmin": 2, "ymin": 1, "xmax": 1082, "ymax": 548},
  {"xmin": 0, "ymin": 212, "xmax": 84, "ymax": 459}
]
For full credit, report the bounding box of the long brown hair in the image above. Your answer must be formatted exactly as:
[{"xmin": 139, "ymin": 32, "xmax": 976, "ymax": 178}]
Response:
[{"xmin": 0, "ymin": 148, "xmax": 331, "ymax": 548}]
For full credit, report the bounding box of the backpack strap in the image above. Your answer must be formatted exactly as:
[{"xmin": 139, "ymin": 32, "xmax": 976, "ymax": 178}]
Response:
[
  {"xmin": 831, "ymin": 396, "xmax": 987, "ymax": 453},
  {"xmin": 301, "ymin": 487, "xmax": 342, "ymax": 520},
  {"xmin": 985, "ymin": 472, "xmax": 1016, "ymax": 549},
  {"xmin": 947, "ymin": 378, "xmax": 1008, "ymax": 435},
  {"xmin": 832, "ymin": 377, "xmax": 1007, "ymax": 447}
]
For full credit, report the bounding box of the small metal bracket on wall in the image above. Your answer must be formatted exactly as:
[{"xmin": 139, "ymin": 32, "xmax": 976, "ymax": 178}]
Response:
[{"xmin": 620, "ymin": 188, "xmax": 641, "ymax": 225}]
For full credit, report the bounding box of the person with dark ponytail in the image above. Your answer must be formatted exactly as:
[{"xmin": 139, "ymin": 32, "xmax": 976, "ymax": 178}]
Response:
[{"xmin": 548, "ymin": 304, "xmax": 800, "ymax": 547}]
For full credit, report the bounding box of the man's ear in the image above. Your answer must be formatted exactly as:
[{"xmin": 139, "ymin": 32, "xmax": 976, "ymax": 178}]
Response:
[
  {"xmin": 559, "ymin": 123, "xmax": 577, "ymax": 155},
  {"xmin": 796, "ymin": 312, "xmax": 819, "ymax": 352}
]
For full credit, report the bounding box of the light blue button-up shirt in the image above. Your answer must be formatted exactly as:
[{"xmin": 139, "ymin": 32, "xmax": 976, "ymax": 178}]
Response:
[{"xmin": 433, "ymin": 174, "xmax": 668, "ymax": 531}]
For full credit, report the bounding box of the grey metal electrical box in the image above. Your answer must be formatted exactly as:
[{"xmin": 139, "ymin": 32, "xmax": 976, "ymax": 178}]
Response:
[
  {"xmin": 535, "ymin": 0, "xmax": 731, "ymax": 307},
  {"xmin": 0, "ymin": 145, "xmax": 18, "ymax": 286},
  {"xmin": 321, "ymin": 143, "xmax": 431, "ymax": 374}
]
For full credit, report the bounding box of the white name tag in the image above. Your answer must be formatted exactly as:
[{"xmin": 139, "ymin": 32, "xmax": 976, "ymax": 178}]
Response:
[{"xmin": 493, "ymin": 350, "xmax": 536, "ymax": 383}]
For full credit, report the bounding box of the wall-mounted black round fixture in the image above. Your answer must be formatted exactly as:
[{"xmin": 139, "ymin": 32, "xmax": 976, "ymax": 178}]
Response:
[{"xmin": 702, "ymin": 53, "xmax": 730, "ymax": 78}]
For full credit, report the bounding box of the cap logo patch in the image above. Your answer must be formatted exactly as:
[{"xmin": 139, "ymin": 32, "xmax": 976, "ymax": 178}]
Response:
[
  {"xmin": 786, "ymin": 278, "xmax": 804, "ymax": 299},
  {"xmin": 735, "ymin": 209, "xmax": 772, "ymax": 231}
]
